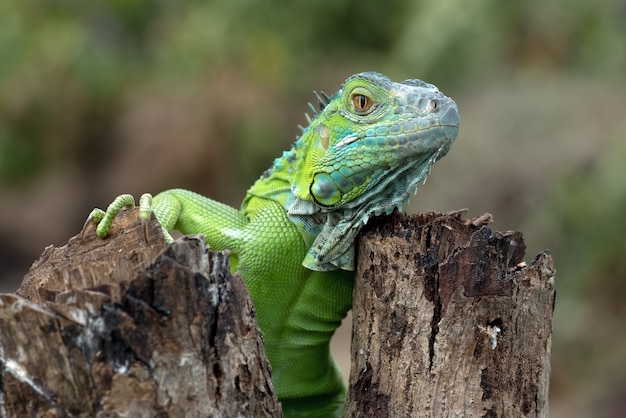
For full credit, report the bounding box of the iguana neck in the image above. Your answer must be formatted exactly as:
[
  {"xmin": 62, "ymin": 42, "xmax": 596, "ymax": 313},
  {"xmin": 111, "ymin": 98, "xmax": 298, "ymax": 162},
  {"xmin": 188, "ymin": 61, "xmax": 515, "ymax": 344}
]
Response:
[{"xmin": 242, "ymin": 135, "xmax": 318, "ymax": 247}]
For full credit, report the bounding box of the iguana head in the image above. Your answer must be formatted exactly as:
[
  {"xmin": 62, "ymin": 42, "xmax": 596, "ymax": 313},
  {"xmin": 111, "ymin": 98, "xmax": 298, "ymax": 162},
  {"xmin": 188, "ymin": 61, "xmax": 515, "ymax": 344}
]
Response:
[{"xmin": 254, "ymin": 72, "xmax": 460, "ymax": 271}]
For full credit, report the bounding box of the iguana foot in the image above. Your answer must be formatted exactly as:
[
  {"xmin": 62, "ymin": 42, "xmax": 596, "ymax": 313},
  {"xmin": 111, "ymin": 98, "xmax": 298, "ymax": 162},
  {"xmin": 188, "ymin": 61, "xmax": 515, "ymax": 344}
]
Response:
[
  {"xmin": 81, "ymin": 193, "xmax": 175, "ymax": 244},
  {"xmin": 81, "ymin": 193, "xmax": 136, "ymax": 239}
]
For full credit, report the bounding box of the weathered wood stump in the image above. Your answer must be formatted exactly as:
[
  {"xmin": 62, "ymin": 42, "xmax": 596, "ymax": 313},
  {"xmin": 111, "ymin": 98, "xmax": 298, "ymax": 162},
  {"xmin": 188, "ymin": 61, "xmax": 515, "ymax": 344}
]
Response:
[
  {"xmin": 1, "ymin": 208, "xmax": 282, "ymax": 418},
  {"xmin": 345, "ymin": 211, "xmax": 555, "ymax": 418},
  {"xmin": 0, "ymin": 208, "xmax": 554, "ymax": 417}
]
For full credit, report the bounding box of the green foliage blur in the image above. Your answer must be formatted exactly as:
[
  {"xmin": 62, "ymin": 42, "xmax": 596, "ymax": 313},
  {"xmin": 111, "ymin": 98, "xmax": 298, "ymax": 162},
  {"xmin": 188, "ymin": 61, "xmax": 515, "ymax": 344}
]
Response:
[
  {"xmin": 1, "ymin": 1, "xmax": 625, "ymax": 416},
  {"xmin": 2, "ymin": 0, "xmax": 623, "ymax": 183}
]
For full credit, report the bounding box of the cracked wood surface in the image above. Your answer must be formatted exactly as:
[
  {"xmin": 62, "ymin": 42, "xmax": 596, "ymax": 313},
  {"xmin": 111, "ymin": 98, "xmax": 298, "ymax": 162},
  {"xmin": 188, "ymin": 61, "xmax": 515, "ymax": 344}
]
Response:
[
  {"xmin": 1, "ymin": 208, "xmax": 282, "ymax": 418},
  {"xmin": 346, "ymin": 211, "xmax": 555, "ymax": 418}
]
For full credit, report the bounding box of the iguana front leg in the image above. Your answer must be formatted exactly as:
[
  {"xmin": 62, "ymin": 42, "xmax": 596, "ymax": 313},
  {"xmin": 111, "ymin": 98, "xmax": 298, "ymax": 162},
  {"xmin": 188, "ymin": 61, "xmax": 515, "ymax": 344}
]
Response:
[{"xmin": 83, "ymin": 189, "xmax": 248, "ymax": 269}]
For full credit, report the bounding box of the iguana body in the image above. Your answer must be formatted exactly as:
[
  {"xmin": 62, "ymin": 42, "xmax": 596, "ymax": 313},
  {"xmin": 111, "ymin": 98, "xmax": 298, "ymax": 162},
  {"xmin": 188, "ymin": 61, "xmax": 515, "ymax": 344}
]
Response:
[{"xmin": 85, "ymin": 72, "xmax": 460, "ymax": 417}]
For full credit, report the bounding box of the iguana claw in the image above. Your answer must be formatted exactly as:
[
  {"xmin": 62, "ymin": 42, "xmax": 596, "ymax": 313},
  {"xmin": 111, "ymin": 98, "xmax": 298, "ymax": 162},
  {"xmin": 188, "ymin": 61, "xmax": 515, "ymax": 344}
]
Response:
[
  {"xmin": 81, "ymin": 209, "xmax": 105, "ymax": 240},
  {"xmin": 141, "ymin": 218, "xmax": 150, "ymax": 243},
  {"xmin": 80, "ymin": 214, "xmax": 93, "ymax": 240}
]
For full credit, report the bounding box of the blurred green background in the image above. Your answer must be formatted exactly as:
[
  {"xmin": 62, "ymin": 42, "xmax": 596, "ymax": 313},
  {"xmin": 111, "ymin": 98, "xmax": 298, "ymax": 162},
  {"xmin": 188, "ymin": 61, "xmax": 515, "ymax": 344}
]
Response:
[{"xmin": 1, "ymin": 1, "xmax": 625, "ymax": 416}]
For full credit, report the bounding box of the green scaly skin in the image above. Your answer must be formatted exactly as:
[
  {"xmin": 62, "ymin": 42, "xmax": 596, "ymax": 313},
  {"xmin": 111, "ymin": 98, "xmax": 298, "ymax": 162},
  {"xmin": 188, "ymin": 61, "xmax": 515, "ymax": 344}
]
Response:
[{"xmin": 84, "ymin": 72, "xmax": 460, "ymax": 417}]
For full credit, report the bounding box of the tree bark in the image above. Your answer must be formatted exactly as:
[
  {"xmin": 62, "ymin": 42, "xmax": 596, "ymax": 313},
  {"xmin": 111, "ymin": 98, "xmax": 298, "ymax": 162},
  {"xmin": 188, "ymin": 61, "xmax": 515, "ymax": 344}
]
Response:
[
  {"xmin": 2, "ymin": 208, "xmax": 282, "ymax": 418},
  {"xmin": 345, "ymin": 211, "xmax": 555, "ymax": 418}
]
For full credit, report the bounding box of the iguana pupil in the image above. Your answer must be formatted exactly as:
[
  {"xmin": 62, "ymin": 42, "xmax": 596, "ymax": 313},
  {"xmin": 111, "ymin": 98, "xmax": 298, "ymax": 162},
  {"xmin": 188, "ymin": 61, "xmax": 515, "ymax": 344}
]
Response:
[{"xmin": 352, "ymin": 94, "xmax": 373, "ymax": 113}]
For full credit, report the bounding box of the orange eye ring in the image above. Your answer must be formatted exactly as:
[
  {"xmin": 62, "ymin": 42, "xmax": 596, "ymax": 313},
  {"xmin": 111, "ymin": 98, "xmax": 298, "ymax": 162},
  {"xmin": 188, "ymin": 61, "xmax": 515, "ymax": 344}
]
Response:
[{"xmin": 352, "ymin": 94, "xmax": 374, "ymax": 114}]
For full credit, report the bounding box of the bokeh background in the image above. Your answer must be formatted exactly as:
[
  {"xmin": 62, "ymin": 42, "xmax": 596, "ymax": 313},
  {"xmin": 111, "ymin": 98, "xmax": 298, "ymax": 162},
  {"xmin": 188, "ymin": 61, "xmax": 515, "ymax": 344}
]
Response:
[{"xmin": 1, "ymin": 1, "xmax": 625, "ymax": 416}]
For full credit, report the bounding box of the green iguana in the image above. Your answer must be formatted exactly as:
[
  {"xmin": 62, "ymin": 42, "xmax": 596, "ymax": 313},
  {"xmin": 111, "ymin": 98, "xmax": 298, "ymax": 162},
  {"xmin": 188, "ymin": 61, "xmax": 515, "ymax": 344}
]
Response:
[{"xmin": 83, "ymin": 72, "xmax": 460, "ymax": 417}]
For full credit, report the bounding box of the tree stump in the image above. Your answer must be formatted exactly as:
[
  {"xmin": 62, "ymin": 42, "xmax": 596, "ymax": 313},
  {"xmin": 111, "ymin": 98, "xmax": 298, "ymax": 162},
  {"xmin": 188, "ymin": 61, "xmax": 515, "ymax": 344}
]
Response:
[
  {"xmin": 345, "ymin": 211, "xmax": 555, "ymax": 418},
  {"xmin": 1, "ymin": 208, "xmax": 282, "ymax": 418}
]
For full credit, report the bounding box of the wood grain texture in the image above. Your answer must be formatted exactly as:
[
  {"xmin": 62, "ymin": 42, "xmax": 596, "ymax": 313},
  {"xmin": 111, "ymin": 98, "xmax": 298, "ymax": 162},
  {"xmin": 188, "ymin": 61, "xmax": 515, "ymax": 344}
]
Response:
[{"xmin": 346, "ymin": 211, "xmax": 555, "ymax": 418}]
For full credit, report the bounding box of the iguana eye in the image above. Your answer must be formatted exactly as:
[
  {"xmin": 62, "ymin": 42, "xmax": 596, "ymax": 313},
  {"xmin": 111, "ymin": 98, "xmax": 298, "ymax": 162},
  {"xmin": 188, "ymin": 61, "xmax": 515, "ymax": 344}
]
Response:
[{"xmin": 352, "ymin": 94, "xmax": 374, "ymax": 114}]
